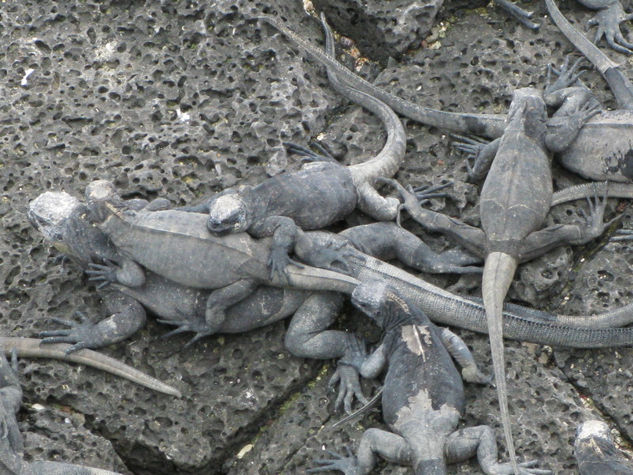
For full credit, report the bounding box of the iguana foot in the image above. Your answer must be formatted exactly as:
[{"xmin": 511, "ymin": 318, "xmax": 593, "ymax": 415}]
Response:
[
  {"xmin": 308, "ymin": 447, "xmax": 361, "ymax": 475},
  {"xmin": 411, "ymin": 181, "xmax": 452, "ymax": 203},
  {"xmin": 611, "ymin": 227, "xmax": 633, "ymax": 241},
  {"xmin": 544, "ymin": 56, "xmax": 586, "ymax": 95},
  {"xmin": 587, "ymin": 1, "xmax": 633, "ymax": 55},
  {"xmin": 268, "ymin": 247, "xmax": 305, "ymax": 283},
  {"xmin": 39, "ymin": 311, "xmax": 100, "ymax": 354},
  {"xmin": 307, "ymin": 240, "xmax": 356, "ymax": 274},
  {"xmin": 85, "ymin": 259, "xmax": 119, "ymax": 289},
  {"xmin": 329, "ymin": 363, "xmax": 368, "ymax": 414},
  {"xmin": 284, "ymin": 141, "xmax": 339, "ymax": 164},
  {"xmin": 491, "ymin": 459, "xmax": 552, "ymax": 474},
  {"xmin": 572, "ymin": 187, "xmax": 620, "ymax": 244},
  {"xmin": 157, "ymin": 316, "xmax": 214, "ymax": 348},
  {"xmin": 493, "ymin": 0, "xmax": 540, "ymax": 30},
  {"xmin": 451, "ymin": 134, "xmax": 495, "ymax": 182}
]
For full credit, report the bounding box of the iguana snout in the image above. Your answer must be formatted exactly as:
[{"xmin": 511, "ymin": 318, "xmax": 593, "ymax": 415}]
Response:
[{"xmin": 28, "ymin": 191, "xmax": 80, "ymax": 243}]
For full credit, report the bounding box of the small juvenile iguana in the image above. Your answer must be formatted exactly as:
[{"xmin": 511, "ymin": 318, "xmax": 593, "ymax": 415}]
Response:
[
  {"xmin": 574, "ymin": 420, "xmax": 633, "ymax": 474},
  {"xmin": 310, "ymin": 281, "xmax": 550, "ymax": 475},
  {"xmin": 0, "ymin": 349, "xmax": 123, "ymax": 474},
  {"xmin": 185, "ymin": 32, "xmax": 406, "ymax": 282}
]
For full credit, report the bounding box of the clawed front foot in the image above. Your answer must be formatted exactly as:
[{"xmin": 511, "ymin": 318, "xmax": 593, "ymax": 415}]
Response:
[
  {"xmin": 268, "ymin": 247, "xmax": 305, "ymax": 283},
  {"xmin": 491, "ymin": 459, "xmax": 552, "ymax": 474},
  {"xmin": 411, "ymin": 181, "xmax": 452, "ymax": 203},
  {"xmin": 611, "ymin": 227, "xmax": 633, "ymax": 241},
  {"xmin": 329, "ymin": 364, "xmax": 368, "ymax": 414},
  {"xmin": 85, "ymin": 259, "xmax": 119, "ymax": 289},
  {"xmin": 39, "ymin": 311, "xmax": 100, "ymax": 353},
  {"xmin": 308, "ymin": 447, "xmax": 361, "ymax": 475},
  {"xmin": 376, "ymin": 177, "xmax": 424, "ymax": 226},
  {"xmin": 587, "ymin": 1, "xmax": 633, "ymax": 54},
  {"xmin": 451, "ymin": 134, "xmax": 496, "ymax": 182},
  {"xmin": 492, "ymin": 0, "xmax": 540, "ymax": 30},
  {"xmin": 544, "ymin": 56, "xmax": 586, "ymax": 95},
  {"xmin": 308, "ymin": 241, "xmax": 357, "ymax": 274}
]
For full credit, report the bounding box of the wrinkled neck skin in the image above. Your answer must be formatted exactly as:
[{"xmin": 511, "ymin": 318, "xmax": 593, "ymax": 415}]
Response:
[
  {"xmin": 59, "ymin": 206, "xmax": 119, "ymax": 267},
  {"xmin": 506, "ymin": 88, "xmax": 547, "ymax": 144},
  {"xmin": 376, "ymin": 295, "xmax": 425, "ymax": 333}
]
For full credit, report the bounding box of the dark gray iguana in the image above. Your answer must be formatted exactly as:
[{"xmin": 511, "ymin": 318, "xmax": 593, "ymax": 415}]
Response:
[
  {"xmin": 263, "ymin": 13, "xmax": 633, "ymax": 186},
  {"xmin": 185, "ymin": 35, "xmax": 406, "ymax": 283},
  {"xmin": 574, "ymin": 420, "xmax": 633, "ymax": 474},
  {"xmin": 0, "ymin": 349, "xmax": 123, "ymax": 474},
  {"xmin": 309, "ymin": 281, "xmax": 550, "ymax": 475}
]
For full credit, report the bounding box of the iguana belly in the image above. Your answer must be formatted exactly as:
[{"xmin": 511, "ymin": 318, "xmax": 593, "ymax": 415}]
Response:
[{"xmin": 558, "ymin": 111, "xmax": 633, "ymax": 182}]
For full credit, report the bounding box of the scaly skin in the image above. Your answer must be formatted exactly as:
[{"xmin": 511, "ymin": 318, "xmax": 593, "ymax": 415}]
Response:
[
  {"xmin": 265, "ymin": 14, "xmax": 633, "ymax": 184},
  {"xmin": 574, "ymin": 420, "xmax": 633, "ymax": 473},
  {"xmin": 0, "ymin": 350, "xmax": 123, "ymax": 474},
  {"xmin": 310, "ymin": 282, "xmax": 550, "ymax": 475}
]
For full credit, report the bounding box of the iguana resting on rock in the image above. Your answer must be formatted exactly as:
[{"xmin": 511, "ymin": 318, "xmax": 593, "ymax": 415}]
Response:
[
  {"xmin": 0, "ymin": 349, "xmax": 122, "ymax": 474},
  {"xmin": 310, "ymin": 281, "xmax": 550, "ymax": 475},
  {"xmin": 264, "ymin": 13, "xmax": 633, "ymax": 185},
  {"xmin": 185, "ymin": 33, "xmax": 406, "ymax": 282},
  {"xmin": 574, "ymin": 420, "xmax": 633, "ymax": 474}
]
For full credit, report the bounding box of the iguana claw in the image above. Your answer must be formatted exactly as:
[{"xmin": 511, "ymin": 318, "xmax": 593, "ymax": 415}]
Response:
[
  {"xmin": 85, "ymin": 259, "xmax": 119, "ymax": 289},
  {"xmin": 40, "ymin": 311, "xmax": 99, "ymax": 354},
  {"xmin": 308, "ymin": 447, "xmax": 360, "ymax": 474},
  {"xmin": 268, "ymin": 247, "xmax": 305, "ymax": 283}
]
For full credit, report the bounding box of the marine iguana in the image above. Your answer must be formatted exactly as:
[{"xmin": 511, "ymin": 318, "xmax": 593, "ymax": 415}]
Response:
[
  {"xmin": 310, "ymin": 281, "xmax": 550, "ymax": 475},
  {"xmin": 0, "ymin": 349, "xmax": 123, "ymax": 474},
  {"xmin": 574, "ymin": 420, "xmax": 633, "ymax": 474},
  {"xmin": 263, "ymin": 14, "xmax": 633, "ymax": 185},
  {"xmin": 186, "ymin": 34, "xmax": 406, "ymax": 283}
]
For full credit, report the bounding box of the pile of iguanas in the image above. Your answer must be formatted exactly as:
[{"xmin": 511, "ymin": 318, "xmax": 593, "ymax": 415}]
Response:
[{"xmin": 12, "ymin": 0, "xmax": 633, "ymax": 472}]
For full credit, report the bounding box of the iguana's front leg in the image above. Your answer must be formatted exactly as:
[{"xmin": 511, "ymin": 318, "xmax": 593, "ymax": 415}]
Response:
[
  {"xmin": 439, "ymin": 328, "xmax": 492, "ymax": 385},
  {"xmin": 452, "ymin": 136, "xmax": 500, "ymax": 182},
  {"xmin": 202, "ymin": 279, "xmax": 258, "ymax": 333},
  {"xmin": 85, "ymin": 258, "xmax": 145, "ymax": 289},
  {"xmin": 40, "ymin": 293, "xmax": 147, "ymax": 353},
  {"xmin": 250, "ymin": 216, "xmax": 305, "ymax": 282}
]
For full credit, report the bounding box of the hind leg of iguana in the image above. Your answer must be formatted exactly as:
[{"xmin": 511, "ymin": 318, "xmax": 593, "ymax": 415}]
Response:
[
  {"xmin": 579, "ymin": 0, "xmax": 633, "ymax": 54},
  {"xmin": 203, "ymin": 279, "xmax": 258, "ymax": 332},
  {"xmin": 518, "ymin": 191, "xmax": 612, "ymax": 261},
  {"xmin": 340, "ymin": 222, "xmax": 482, "ymax": 274},
  {"xmin": 444, "ymin": 426, "xmax": 551, "ymax": 474},
  {"xmin": 493, "ymin": 0, "xmax": 540, "ymax": 29},
  {"xmin": 284, "ymin": 292, "xmax": 369, "ymax": 412},
  {"xmin": 310, "ymin": 429, "xmax": 415, "ymax": 475}
]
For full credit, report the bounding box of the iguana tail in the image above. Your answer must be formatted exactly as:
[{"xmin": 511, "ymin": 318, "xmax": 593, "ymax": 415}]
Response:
[
  {"xmin": 0, "ymin": 337, "xmax": 181, "ymax": 397},
  {"xmin": 316, "ymin": 14, "xmax": 406, "ymax": 187},
  {"xmin": 260, "ymin": 16, "xmax": 507, "ymax": 138},
  {"xmin": 545, "ymin": 0, "xmax": 633, "ymax": 110},
  {"xmin": 482, "ymin": 251, "xmax": 519, "ymax": 474}
]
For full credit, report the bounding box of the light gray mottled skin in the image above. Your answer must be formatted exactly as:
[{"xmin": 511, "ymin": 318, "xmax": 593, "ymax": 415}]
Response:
[
  {"xmin": 85, "ymin": 180, "xmax": 360, "ymax": 339},
  {"xmin": 310, "ymin": 282, "xmax": 550, "ymax": 475},
  {"xmin": 186, "ymin": 28, "xmax": 407, "ymax": 283},
  {"xmin": 29, "ymin": 187, "xmax": 481, "ymax": 409},
  {"xmin": 574, "ymin": 420, "xmax": 633, "ymax": 474},
  {"xmin": 0, "ymin": 350, "xmax": 122, "ymax": 475},
  {"xmin": 265, "ymin": 13, "xmax": 633, "ymax": 186}
]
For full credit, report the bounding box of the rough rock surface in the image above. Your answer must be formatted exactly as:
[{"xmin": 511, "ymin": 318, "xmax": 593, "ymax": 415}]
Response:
[{"xmin": 2, "ymin": 0, "xmax": 633, "ymax": 473}]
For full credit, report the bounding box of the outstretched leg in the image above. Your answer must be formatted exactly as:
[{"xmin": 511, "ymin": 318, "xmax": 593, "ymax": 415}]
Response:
[
  {"xmin": 379, "ymin": 178, "xmax": 487, "ymax": 258},
  {"xmin": 341, "ymin": 222, "xmax": 481, "ymax": 274},
  {"xmin": 310, "ymin": 428, "xmax": 413, "ymax": 475},
  {"xmin": 445, "ymin": 425, "xmax": 551, "ymax": 474}
]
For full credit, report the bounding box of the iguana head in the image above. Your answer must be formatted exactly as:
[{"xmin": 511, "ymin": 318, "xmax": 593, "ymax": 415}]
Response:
[
  {"xmin": 352, "ymin": 281, "xmax": 419, "ymax": 329},
  {"xmin": 28, "ymin": 191, "xmax": 82, "ymax": 248},
  {"xmin": 206, "ymin": 190, "xmax": 250, "ymax": 235}
]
